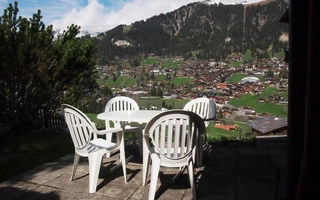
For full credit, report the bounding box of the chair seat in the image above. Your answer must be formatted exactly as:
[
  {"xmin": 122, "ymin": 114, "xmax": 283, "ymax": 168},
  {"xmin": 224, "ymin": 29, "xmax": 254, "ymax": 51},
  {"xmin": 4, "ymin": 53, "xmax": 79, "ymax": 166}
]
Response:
[
  {"xmin": 123, "ymin": 125, "xmax": 141, "ymax": 132},
  {"xmin": 89, "ymin": 138, "xmax": 117, "ymax": 150},
  {"xmin": 97, "ymin": 127, "xmax": 122, "ymax": 135}
]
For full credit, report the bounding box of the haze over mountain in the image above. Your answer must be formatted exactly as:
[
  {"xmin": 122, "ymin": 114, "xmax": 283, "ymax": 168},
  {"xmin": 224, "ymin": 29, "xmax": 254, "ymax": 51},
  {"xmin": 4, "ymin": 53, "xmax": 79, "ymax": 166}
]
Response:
[{"xmin": 93, "ymin": 0, "xmax": 289, "ymax": 64}]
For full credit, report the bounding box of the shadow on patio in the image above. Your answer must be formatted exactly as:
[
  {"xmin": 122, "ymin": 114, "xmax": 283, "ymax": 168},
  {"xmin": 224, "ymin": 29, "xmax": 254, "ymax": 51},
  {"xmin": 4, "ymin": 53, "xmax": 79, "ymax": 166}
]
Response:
[{"xmin": 0, "ymin": 137, "xmax": 287, "ymax": 200}]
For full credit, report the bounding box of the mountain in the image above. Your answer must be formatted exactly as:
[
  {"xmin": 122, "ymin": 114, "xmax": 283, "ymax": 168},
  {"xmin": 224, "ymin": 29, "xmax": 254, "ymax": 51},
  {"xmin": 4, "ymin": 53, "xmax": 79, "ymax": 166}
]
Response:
[{"xmin": 93, "ymin": 0, "xmax": 289, "ymax": 65}]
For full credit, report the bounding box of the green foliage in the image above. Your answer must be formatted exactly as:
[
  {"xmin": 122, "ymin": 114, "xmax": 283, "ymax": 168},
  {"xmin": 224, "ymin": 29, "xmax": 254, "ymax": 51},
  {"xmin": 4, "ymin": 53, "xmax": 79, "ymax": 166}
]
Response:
[
  {"xmin": 226, "ymin": 73, "xmax": 249, "ymax": 84},
  {"xmin": 100, "ymin": 86, "xmax": 112, "ymax": 97},
  {"xmin": 86, "ymin": 113, "xmax": 105, "ymax": 130},
  {"xmin": 0, "ymin": 2, "xmax": 97, "ymax": 131}
]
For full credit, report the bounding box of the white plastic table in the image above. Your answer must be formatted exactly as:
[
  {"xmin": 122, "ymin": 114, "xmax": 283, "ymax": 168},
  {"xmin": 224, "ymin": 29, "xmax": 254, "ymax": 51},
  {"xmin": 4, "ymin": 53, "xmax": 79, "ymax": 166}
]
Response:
[
  {"xmin": 97, "ymin": 110, "xmax": 163, "ymax": 124},
  {"xmin": 97, "ymin": 110, "xmax": 163, "ymax": 186}
]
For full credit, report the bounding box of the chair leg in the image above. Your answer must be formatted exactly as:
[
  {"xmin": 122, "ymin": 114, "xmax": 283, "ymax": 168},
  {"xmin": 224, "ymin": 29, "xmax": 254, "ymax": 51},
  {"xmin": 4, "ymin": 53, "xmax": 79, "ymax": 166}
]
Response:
[
  {"xmin": 196, "ymin": 136, "xmax": 203, "ymax": 167},
  {"xmin": 119, "ymin": 131, "xmax": 127, "ymax": 183},
  {"xmin": 138, "ymin": 128, "xmax": 143, "ymax": 156},
  {"xmin": 88, "ymin": 152, "xmax": 104, "ymax": 193},
  {"xmin": 70, "ymin": 153, "xmax": 80, "ymax": 181},
  {"xmin": 148, "ymin": 156, "xmax": 160, "ymax": 200},
  {"xmin": 143, "ymin": 153, "xmax": 150, "ymax": 186},
  {"xmin": 187, "ymin": 161, "xmax": 196, "ymax": 200},
  {"xmin": 143, "ymin": 135, "xmax": 151, "ymax": 186},
  {"xmin": 192, "ymin": 147, "xmax": 196, "ymax": 164}
]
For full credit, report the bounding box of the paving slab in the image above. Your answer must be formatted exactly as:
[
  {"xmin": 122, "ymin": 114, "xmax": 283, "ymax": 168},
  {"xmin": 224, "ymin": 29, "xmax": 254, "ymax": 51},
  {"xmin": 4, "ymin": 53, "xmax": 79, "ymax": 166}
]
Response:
[{"xmin": 0, "ymin": 140, "xmax": 288, "ymax": 200}]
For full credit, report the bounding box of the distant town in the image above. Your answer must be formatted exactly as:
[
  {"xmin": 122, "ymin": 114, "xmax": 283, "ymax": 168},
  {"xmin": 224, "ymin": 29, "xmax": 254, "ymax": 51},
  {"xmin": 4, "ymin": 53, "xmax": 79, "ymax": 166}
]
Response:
[{"xmin": 96, "ymin": 51, "xmax": 288, "ymax": 129}]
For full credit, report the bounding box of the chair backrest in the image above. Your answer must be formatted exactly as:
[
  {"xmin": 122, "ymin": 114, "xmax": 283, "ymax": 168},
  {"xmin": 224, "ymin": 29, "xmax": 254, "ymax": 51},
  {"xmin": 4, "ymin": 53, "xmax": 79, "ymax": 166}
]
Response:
[
  {"xmin": 105, "ymin": 96, "xmax": 139, "ymax": 112},
  {"xmin": 183, "ymin": 97, "xmax": 215, "ymax": 127},
  {"xmin": 144, "ymin": 110, "xmax": 205, "ymax": 160},
  {"xmin": 104, "ymin": 96, "xmax": 139, "ymax": 128},
  {"xmin": 62, "ymin": 104, "xmax": 96, "ymax": 151}
]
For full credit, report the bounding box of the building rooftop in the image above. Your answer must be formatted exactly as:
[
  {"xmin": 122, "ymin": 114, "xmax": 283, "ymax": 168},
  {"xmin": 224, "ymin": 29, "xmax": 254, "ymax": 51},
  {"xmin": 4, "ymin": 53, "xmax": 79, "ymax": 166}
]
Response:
[{"xmin": 247, "ymin": 115, "xmax": 288, "ymax": 134}]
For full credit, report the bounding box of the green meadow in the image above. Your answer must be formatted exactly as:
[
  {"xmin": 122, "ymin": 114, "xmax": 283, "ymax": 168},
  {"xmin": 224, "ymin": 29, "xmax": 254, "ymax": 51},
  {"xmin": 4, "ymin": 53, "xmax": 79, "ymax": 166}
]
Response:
[
  {"xmin": 97, "ymin": 76, "xmax": 136, "ymax": 88},
  {"xmin": 229, "ymin": 94, "xmax": 288, "ymax": 117}
]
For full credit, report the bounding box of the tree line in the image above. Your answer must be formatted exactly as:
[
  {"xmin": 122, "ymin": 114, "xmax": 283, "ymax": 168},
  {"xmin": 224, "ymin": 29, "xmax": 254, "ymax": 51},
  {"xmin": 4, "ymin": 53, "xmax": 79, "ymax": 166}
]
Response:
[{"xmin": 0, "ymin": 2, "xmax": 97, "ymax": 133}]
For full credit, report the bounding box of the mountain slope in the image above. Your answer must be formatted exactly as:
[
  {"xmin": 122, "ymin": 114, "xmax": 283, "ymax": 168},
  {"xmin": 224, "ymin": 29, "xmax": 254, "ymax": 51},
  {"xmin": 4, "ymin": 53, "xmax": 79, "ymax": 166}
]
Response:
[{"xmin": 93, "ymin": 0, "xmax": 288, "ymax": 64}]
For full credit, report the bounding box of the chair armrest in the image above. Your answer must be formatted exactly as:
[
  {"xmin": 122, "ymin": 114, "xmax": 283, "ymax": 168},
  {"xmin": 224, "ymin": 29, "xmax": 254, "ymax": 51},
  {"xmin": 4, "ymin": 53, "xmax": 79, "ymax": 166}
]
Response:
[
  {"xmin": 96, "ymin": 127, "xmax": 123, "ymax": 135},
  {"xmin": 203, "ymin": 117, "xmax": 215, "ymax": 121}
]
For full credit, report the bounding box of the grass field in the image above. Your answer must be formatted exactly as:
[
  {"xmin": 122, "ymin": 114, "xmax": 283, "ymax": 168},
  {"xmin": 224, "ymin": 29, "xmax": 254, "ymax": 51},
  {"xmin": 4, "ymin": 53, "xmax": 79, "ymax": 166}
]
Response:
[
  {"xmin": 268, "ymin": 50, "xmax": 285, "ymax": 59},
  {"xmin": 162, "ymin": 59, "xmax": 182, "ymax": 68},
  {"xmin": 229, "ymin": 94, "xmax": 288, "ymax": 117},
  {"xmin": 273, "ymin": 50, "xmax": 285, "ymax": 59},
  {"xmin": 242, "ymin": 50, "xmax": 254, "ymax": 62},
  {"xmin": 229, "ymin": 60, "xmax": 244, "ymax": 67},
  {"xmin": 206, "ymin": 121, "xmax": 252, "ymax": 141},
  {"xmin": 260, "ymin": 87, "xmax": 278, "ymax": 98},
  {"xmin": 138, "ymin": 97, "xmax": 189, "ymax": 109},
  {"xmin": 226, "ymin": 73, "xmax": 249, "ymax": 84},
  {"xmin": 260, "ymin": 87, "xmax": 288, "ymax": 100},
  {"xmin": 172, "ymin": 77, "xmax": 193, "ymax": 86},
  {"xmin": 157, "ymin": 75, "xmax": 166, "ymax": 81},
  {"xmin": 87, "ymin": 113, "xmax": 252, "ymax": 143},
  {"xmin": 140, "ymin": 57, "xmax": 160, "ymax": 66},
  {"xmin": 97, "ymin": 76, "xmax": 136, "ymax": 88}
]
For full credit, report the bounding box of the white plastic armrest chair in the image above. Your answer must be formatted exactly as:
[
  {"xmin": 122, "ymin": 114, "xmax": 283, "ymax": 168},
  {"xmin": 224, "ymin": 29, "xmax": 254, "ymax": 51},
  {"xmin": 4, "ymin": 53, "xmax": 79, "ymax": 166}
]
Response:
[
  {"xmin": 143, "ymin": 110, "xmax": 206, "ymax": 200},
  {"xmin": 62, "ymin": 104, "xmax": 127, "ymax": 193},
  {"xmin": 105, "ymin": 96, "xmax": 143, "ymax": 153},
  {"xmin": 183, "ymin": 97, "xmax": 216, "ymax": 166}
]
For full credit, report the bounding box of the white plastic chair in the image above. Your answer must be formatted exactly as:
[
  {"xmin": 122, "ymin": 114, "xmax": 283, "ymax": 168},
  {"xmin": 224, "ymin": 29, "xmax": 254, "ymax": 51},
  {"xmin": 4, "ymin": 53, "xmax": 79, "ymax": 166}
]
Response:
[
  {"xmin": 183, "ymin": 97, "xmax": 216, "ymax": 166},
  {"xmin": 62, "ymin": 104, "xmax": 127, "ymax": 193},
  {"xmin": 105, "ymin": 96, "xmax": 142, "ymax": 152},
  {"xmin": 143, "ymin": 110, "xmax": 206, "ymax": 200},
  {"xmin": 183, "ymin": 97, "xmax": 216, "ymax": 128}
]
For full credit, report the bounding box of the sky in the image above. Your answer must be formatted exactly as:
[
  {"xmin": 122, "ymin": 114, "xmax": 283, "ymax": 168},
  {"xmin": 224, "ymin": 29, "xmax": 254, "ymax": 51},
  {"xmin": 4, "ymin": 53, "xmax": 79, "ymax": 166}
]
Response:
[{"xmin": 0, "ymin": 0, "xmax": 266, "ymax": 34}]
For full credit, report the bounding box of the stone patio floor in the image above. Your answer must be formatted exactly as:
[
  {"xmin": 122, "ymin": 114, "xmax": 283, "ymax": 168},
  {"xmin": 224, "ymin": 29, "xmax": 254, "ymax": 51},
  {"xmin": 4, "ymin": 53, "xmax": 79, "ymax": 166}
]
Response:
[{"xmin": 0, "ymin": 137, "xmax": 287, "ymax": 200}]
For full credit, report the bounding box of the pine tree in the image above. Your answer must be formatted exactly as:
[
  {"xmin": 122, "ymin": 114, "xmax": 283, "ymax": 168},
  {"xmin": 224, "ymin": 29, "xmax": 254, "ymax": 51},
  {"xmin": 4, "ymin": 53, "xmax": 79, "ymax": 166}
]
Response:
[{"xmin": 0, "ymin": 2, "xmax": 97, "ymax": 132}]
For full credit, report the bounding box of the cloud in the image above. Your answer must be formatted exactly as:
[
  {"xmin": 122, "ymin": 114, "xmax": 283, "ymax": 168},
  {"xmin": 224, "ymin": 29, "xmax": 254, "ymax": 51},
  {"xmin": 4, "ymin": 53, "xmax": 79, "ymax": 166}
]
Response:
[
  {"xmin": 52, "ymin": 0, "xmax": 199, "ymax": 33},
  {"xmin": 51, "ymin": 0, "xmax": 266, "ymax": 34}
]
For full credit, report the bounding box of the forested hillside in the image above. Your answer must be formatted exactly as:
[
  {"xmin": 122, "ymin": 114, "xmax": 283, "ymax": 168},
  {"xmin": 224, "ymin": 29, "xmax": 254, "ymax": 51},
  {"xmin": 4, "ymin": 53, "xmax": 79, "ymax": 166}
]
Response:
[{"xmin": 93, "ymin": 0, "xmax": 288, "ymax": 65}]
